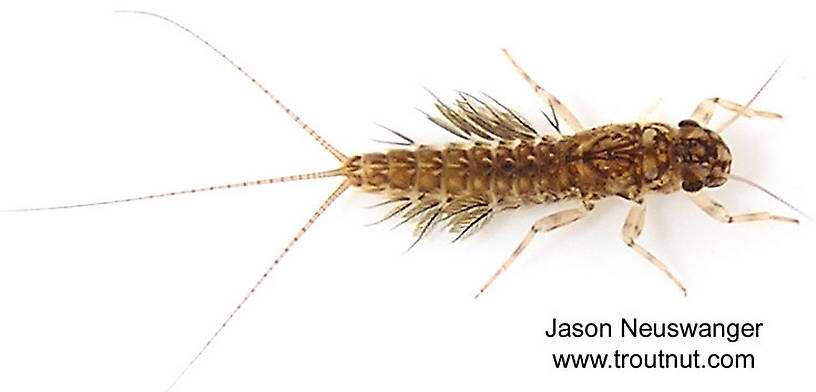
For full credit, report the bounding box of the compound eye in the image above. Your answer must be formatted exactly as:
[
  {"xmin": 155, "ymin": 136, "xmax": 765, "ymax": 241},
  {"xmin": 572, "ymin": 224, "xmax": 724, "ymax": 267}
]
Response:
[
  {"xmin": 682, "ymin": 180, "xmax": 703, "ymax": 192},
  {"xmin": 678, "ymin": 119, "xmax": 700, "ymax": 128}
]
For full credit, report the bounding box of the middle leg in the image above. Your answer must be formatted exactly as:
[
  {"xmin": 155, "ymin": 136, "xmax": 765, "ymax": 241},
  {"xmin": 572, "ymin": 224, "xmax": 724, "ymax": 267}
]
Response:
[
  {"xmin": 501, "ymin": 49, "xmax": 584, "ymax": 134},
  {"xmin": 639, "ymin": 98, "xmax": 663, "ymax": 123},
  {"xmin": 622, "ymin": 201, "xmax": 687, "ymax": 295}
]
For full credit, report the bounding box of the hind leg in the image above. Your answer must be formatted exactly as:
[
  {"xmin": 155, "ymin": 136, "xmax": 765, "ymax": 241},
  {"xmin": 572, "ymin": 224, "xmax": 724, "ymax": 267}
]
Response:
[
  {"xmin": 501, "ymin": 49, "xmax": 584, "ymax": 134},
  {"xmin": 474, "ymin": 203, "xmax": 591, "ymax": 298}
]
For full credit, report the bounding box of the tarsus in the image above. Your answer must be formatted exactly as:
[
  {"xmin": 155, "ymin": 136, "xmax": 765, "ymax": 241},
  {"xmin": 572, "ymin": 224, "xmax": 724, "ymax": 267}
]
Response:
[
  {"xmin": 718, "ymin": 63, "xmax": 783, "ymax": 133},
  {"xmin": 728, "ymin": 173, "xmax": 813, "ymax": 222}
]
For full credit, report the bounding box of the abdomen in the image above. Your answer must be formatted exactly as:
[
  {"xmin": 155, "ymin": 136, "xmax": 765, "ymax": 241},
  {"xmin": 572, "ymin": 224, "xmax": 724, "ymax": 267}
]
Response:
[
  {"xmin": 343, "ymin": 122, "xmax": 675, "ymax": 204},
  {"xmin": 345, "ymin": 136, "xmax": 586, "ymax": 204}
]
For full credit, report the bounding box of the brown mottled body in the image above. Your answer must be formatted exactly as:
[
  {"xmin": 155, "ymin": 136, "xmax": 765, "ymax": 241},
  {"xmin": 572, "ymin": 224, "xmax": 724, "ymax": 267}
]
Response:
[
  {"xmin": 342, "ymin": 120, "xmax": 709, "ymax": 240},
  {"xmin": 346, "ymin": 122, "xmax": 686, "ymax": 204},
  {"xmin": 5, "ymin": 14, "xmax": 801, "ymax": 389},
  {"xmin": 333, "ymin": 56, "xmax": 789, "ymax": 298}
]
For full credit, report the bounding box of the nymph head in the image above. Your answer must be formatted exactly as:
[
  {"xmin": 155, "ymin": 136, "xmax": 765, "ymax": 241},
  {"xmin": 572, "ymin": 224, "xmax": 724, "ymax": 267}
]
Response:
[{"xmin": 673, "ymin": 119, "xmax": 732, "ymax": 192}]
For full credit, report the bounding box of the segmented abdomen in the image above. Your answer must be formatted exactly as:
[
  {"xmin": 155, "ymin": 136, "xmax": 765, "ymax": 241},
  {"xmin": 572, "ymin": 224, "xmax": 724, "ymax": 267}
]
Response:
[
  {"xmin": 343, "ymin": 123, "xmax": 671, "ymax": 204},
  {"xmin": 345, "ymin": 137, "xmax": 575, "ymax": 203}
]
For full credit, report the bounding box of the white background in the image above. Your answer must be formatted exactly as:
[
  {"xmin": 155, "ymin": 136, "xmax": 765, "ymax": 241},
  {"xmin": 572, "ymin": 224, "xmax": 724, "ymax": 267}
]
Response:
[{"xmin": 1, "ymin": 1, "xmax": 814, "ymax": 391}]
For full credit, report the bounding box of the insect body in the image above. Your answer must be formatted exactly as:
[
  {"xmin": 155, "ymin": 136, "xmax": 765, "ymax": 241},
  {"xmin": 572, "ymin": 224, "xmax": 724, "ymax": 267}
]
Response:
[
  {"xmin": 340, "ymin": 93, "xmax": 793, "ymax": 298},
  {"xmin": 3, "ymin": 11, "xmax": 803, "ymax": 391}
]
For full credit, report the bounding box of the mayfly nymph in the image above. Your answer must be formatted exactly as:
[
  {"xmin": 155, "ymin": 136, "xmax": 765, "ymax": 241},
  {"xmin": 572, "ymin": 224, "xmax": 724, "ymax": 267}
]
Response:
[{"xmin": 2, "ymin": 11, "xmax": 804, "ymax": 391}]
